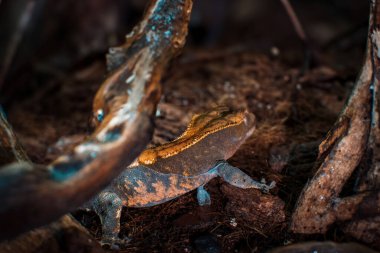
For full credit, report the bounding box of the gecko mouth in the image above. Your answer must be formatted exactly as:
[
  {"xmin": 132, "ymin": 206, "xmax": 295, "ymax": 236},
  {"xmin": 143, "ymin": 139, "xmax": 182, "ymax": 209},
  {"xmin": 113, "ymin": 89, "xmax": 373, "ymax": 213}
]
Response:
[
  {"xmin": 243, "ymin": 110, "xmax": 256, "ymax": 137},
  {"xmin": 242, "ymin": 111, "xmax": 256, "ymax": 140},
  {"xmin": 246, "ymin": 126, "xmax": 255, "ymax": 138}
]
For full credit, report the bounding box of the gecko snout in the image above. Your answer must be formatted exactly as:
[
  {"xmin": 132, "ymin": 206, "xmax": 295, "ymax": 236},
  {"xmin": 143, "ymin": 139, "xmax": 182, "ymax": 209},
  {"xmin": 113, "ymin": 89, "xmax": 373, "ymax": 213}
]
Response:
[{"xmin": 243, "ymin": 110, "xmax": 256, "ymax": 137}]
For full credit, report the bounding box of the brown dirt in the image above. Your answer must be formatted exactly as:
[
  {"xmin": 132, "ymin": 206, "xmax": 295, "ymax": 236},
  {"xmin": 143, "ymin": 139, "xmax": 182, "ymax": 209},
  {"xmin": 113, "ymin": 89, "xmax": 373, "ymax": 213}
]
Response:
[
  {"xmin": 0, "ymin": 0, "xmax": 372, "ymax": 252},
  {"xmin": 5, "ymin": 48, "xmax": 355, "ymax": 252}
]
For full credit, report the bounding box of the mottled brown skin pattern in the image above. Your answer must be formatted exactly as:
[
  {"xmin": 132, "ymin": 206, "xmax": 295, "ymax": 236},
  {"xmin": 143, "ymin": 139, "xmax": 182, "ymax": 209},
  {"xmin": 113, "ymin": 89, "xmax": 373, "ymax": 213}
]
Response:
[
  {"xmin": 108, "ymin": 166, "xmax": 216, "ymax": 208},
  {"xmin": 86, "ymin": 108, "xmax": 275, "ymax": 248}
]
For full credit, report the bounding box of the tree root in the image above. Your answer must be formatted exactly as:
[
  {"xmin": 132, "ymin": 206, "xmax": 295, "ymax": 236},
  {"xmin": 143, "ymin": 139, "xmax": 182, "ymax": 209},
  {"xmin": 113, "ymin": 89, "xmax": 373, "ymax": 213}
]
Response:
[{"xmin": 290, "ymin": 1, "xmax": 380, "ymax": 246}]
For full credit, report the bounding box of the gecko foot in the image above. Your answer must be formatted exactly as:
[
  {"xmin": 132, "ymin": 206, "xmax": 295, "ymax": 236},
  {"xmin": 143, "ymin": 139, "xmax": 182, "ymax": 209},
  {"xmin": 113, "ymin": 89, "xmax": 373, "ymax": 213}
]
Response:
[
  {"xmin": 260, "ymin": 181, "xmax": 276, "ymax": 193},
  {"xmin": 197, "ymin": 185, "xmax": 211, "ymax": 206}
]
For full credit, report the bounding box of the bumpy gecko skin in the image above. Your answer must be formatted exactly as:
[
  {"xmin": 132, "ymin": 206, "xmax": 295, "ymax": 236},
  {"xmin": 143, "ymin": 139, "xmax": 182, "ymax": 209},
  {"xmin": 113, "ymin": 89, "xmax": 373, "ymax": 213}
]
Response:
[{"xmin": 84, "ymin": 108, "xmax": 275, "ymax": 248}]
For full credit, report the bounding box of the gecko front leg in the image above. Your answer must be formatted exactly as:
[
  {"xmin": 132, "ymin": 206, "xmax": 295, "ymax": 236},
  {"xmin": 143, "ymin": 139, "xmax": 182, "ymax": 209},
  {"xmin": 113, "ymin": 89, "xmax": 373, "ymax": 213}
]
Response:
[
  {"xmin": 92, "ymin": 192, "xmax": 127, "ymax": 249},
  {"xmin": 197, "ymin": 185, "xmax": 211, "ymax": 206},
  {"xmin": 216, "ymin": 161, "xmax": 276, "ymax": 193},
  {"xmin": 195, "ymin": 161, "xmax": 275, "ymax": 206}
]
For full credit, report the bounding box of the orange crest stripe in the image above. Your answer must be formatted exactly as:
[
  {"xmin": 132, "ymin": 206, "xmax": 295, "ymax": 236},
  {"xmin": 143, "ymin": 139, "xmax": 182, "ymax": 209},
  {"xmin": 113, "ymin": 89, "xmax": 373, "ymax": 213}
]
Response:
[{"xmin": 138, "ymin": 108, "xmax": 246, "ymax": 165}]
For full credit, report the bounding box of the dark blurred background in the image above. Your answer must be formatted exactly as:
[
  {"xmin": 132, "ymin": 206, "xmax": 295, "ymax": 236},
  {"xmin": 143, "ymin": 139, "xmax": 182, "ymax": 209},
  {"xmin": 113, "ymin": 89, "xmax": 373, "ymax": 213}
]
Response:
[{"xmin": 0, "ymin": 0, "xmax": 369, "ymax": 77}]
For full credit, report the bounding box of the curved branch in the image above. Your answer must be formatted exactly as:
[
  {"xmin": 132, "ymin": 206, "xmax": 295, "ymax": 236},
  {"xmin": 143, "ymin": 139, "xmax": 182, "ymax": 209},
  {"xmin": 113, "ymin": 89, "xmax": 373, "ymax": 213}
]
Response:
[{"xmin": 0, "ymin": 0, "xmax": 193, "ymax": 241}]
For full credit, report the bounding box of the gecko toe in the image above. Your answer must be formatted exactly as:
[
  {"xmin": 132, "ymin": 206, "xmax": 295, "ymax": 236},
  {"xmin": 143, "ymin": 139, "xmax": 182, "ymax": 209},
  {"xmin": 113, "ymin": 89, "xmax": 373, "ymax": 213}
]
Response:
[{"xmin": 261, "ymin": 181, "xmax": 276, "ymax": 193}]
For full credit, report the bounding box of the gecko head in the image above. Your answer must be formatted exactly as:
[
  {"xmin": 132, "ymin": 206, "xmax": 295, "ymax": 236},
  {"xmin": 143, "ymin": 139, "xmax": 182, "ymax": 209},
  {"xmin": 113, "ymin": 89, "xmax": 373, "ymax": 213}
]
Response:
[
  {"xmin": 138, "ymin": 107, "xmax": 256, "ymax": 165},
  {"xmin": 210, "ymin": 107, "xmax": 256, "ymax": 160},
  {"xmin": 228, "ymin": 108, "xmax": 256, "ymax": 146},
  {"xmin": 184, "ymin": 107, "xmax": 256, "ymax": 158},
  {"xmin": 242, "ymin": 109, "xmax": 256, "ymax": 140}
]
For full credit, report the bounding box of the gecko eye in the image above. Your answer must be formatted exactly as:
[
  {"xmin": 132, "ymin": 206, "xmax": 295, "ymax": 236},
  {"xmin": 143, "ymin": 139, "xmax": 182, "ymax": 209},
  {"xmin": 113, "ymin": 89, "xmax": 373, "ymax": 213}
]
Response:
[{"xmin": 96, "ymin": 109, "xmax": 104, "ymax": 123}]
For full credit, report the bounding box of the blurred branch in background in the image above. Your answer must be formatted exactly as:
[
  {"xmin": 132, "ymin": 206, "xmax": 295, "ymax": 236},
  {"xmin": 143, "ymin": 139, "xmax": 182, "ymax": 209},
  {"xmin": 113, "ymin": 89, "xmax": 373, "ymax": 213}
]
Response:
[
  {"xmin": 279, "ymin": 0, "xmax": 313, "ymax": 72},
  {"xmin": 280, "ymin": 0, "xmax": 308, "ymax": 43},
  {"xmin": 0, "ymin": 0, "xmax": 37, "ymax": 90}
]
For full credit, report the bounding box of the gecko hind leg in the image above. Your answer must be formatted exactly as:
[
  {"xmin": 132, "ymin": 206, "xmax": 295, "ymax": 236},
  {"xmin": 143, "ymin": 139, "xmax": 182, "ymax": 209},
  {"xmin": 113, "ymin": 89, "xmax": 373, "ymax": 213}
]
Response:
[
  {"xmin": 197, "ymin": 185, "xmax": 211, "ymax": 206},
  {"xmin": 92, "ymin": 192, "xmax": 129, "ymax": 250},
  {"xmin": 216, "ymin": 162, "xmax": 275, "ymax": 193}
]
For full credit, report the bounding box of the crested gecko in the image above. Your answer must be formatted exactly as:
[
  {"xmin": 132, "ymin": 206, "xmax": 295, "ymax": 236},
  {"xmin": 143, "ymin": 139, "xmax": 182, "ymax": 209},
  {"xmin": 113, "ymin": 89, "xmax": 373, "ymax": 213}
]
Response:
[{"xmin": 83, "ymin": 107, "xmax": 275, "ymax": 248}]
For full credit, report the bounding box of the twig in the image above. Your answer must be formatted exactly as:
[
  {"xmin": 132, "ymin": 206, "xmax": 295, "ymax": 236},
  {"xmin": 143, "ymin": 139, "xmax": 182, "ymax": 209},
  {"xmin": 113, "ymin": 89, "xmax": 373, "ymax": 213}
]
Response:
[
  {"xmin": 279, "ymin": 0, "xmax": 307, "ymax": 43},
  {"xmin": 279, "ymin": 0, "xmax": 313, "ymax": 73}
]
